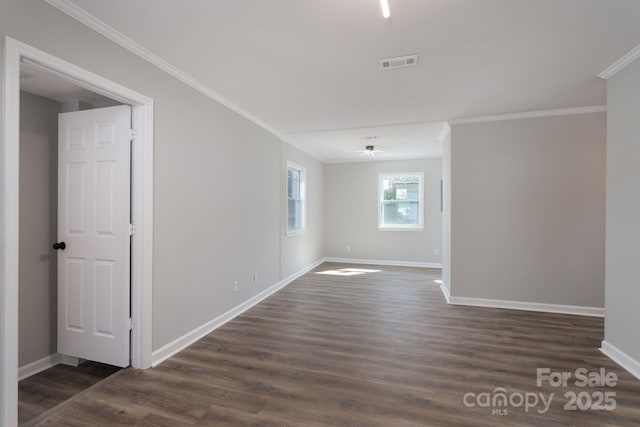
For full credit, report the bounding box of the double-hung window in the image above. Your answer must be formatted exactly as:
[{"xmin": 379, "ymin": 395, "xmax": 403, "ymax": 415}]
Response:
[
  {"xmin": 379, "ymin": 173, "xmax": 424, "ymax": 230},
  {"xmin": 287, "ymin": 161, "xmax": 306, "ymax": 235}
]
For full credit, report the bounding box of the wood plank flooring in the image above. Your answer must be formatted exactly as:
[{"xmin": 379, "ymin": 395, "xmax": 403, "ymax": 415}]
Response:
[
  {"xmin": 31, "ymin": 263, "xmax": 640, "ymax": 426},
  {"xmin": 19, "ymin": 361, "xmax": 121, "ymax": 425}
]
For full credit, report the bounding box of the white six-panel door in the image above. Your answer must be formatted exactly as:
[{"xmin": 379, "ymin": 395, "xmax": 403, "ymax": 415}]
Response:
[{"xmin": 57, "ymin": 105, "xmax": 131, "ymax": 367}]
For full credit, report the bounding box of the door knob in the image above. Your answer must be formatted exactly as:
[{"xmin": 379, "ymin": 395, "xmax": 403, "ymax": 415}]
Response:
[{"xmin": 52, "ymin": 242, "xmax": 66, "ymax": 250}]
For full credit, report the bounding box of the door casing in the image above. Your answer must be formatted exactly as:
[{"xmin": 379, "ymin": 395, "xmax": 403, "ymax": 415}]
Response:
[{"xmin": 1, "ymin": 36, "xmax": 154, "ymax": 427}]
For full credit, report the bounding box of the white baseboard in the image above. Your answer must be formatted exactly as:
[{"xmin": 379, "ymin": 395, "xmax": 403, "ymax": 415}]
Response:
[
  {"xmin": 448, "ymin": 296, "xmax": 604, "ymax": 317},
  {"xmin": 18, "ymin": 353, "xmax": 62, "ymax": 381},
  {"xmin": 600, "ymin": 340, "xmax": 640, "ymax": 380},
  {"xmin": 440, "ymin": 283, "xmax": 451, "ymax": 303},
  {"xmin": 323, "ymin": 257, "xmax": 442, "ymax": 269},
  {"xmin": 151, "ymin": 258, "xmax": 325, "ymax": 367}
]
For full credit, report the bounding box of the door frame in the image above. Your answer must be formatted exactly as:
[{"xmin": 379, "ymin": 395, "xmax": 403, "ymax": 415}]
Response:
[{"xmin": 1, "ymin": 37, "xmax": 154, "ymax": 426}]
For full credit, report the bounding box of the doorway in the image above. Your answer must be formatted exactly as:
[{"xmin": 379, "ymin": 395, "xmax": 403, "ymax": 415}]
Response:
[
  {"xmin": 1, "ymin": 37, "xmax": 154, "ymax": 427},
  {"xmin": 17, "ymin": 77, "xmax": 129, "ymax": 424}
]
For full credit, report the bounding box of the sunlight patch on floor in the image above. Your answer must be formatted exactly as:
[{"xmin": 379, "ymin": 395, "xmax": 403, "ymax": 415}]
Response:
[{"xmin": 316, "ymin": 268, "xmax": 382, "ymax": 276}]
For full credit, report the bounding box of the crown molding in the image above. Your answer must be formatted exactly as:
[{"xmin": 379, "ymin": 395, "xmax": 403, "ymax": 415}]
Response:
[
  {"xmin": 448, "ymin": 106, "xmax": 607, "ymax": 125},
  {"xmin": 42, "ymin": 0, "xmax": 282, "ymax": 139},
  {"xmin": 598, "ymin": 44, "xmax": 640, "ymax": 80},
  {"xmin": 323, "ymin": 154, "xmax": 442, "ymax": 164}
]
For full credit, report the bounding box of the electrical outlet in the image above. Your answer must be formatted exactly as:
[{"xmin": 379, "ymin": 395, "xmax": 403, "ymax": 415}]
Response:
[
  {"xmin": 434, "ymin": 249, "xmax": 439, "ymax": 256},
  {"xmin": 233, "ymin": 281, "xmax": 239, "ymax": 292},
  {"xmin": 346, "ymin": 245, "xmax": 351, "ymax": 253},
  {"xmin": 254, "ymin": 273, "xmax": 259, "ymax": 284}
]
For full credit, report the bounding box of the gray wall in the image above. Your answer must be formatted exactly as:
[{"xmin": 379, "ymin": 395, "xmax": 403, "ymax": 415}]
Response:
[
  {"xmin": 280, "ymin": 142, "xmax": 324, "ymax": 279},
  {"xmin": 450, "ymin": 113, "xmax": 606, "ymax": 307},
  {"xmin": 18, "ymin": 91, "xmax": 61, "ymax": 367},
  {"xmin": 604, "ymin": 57, "xmax": 640, "ymax": 362},
  {"xmin": 0, "ymin": 0, "xmax": 323, "ymax": 351},
  {"xmin": 324, "ymin": 158, "xmax": 442, "ymax": 264}
]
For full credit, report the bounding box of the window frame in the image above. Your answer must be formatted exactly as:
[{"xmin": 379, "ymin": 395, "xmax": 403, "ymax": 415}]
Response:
[
  {"xmin": 378, "ymin": 172, "xmax": 425, "ymax": 231},
  {"xmin": 286, "ymin": 161, "xmax": 307, "ymax": 236}
]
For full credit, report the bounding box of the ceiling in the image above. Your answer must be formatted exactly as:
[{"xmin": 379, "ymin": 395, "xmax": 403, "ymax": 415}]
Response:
[
  {"xmin": 20, "ymin": 61, "xmax": 119, "ymax": 107},
  {"xmin": 53, "ymin": 0, "xmax": 640, "ymax": 161},
  {"xmin": 284, "ymin": 121, "xmax": 447, "ymax": 163}
]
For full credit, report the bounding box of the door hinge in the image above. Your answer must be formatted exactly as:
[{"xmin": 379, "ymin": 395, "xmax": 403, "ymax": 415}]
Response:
[
  {"xmin": 128, "ymin": 318, "xmax": 134, "ymax": 331},
  {"xmin": 129, "ymin": 223, "xmax": 136, "ymax": 236},
  {"xmin": 128, "ymin": 128, "xmax": 137, "ymax": 142}
]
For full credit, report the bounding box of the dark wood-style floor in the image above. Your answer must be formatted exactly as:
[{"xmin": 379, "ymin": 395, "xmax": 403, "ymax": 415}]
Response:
[
  {"xmin": 19, "ymin": 361, "xmax": 121, "ymax": 425},
  {"xmin": 30, "ymin": 263, "xmax": 640, "ymax": 426}
]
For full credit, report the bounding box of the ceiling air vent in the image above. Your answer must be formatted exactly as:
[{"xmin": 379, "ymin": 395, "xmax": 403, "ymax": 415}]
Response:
[{"xmin": 379, "ymin": 54, "xmax": 419, "ymax": 70}]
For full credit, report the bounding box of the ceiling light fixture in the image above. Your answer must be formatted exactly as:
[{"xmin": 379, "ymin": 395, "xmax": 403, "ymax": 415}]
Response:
[
  {"xmin": 354, "ymin": 145, "xmax": 386, "ymax": 157},
  {"xmin": 380, "ymin": 0, "xmax": 390, "ymax": 18}
]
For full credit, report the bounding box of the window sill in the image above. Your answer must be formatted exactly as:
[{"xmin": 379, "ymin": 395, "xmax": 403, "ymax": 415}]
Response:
[
  {"xmin": 286, "ymin": 229, "xmax": 307, "ymax": 237},
  {"xmin": 378, "ymin": 227, "xmax": 424, "ymax": 232}
]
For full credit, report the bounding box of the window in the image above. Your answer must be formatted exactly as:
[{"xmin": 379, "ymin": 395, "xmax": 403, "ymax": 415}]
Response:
[
  {"xmin": 379, "ymin": 173, "xmax": 424, "ymax": 230},
  {"xmin": 287, "ymin": 161, "xmax": 306, "ymax": 235}
]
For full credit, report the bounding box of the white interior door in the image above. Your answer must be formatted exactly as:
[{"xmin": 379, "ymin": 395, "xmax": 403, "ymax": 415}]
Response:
[{"xmin": 56, "ymin": 105, "xmax": 132, "ymax": 367}]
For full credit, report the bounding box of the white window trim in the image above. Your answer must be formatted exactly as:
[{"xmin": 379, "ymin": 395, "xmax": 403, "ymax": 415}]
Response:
[
  {"xmin": 286, "ymin": 161, "xmax": 307, "ymax": 236},
  {"xmin": 378, "ymin": 172, "xmax": 424, "ymax": 231}
]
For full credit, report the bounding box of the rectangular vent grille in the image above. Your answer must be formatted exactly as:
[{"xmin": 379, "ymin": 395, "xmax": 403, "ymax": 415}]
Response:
[{"xmin": 379, "ymin": 54, "xmax": 419, "ymax": 70}]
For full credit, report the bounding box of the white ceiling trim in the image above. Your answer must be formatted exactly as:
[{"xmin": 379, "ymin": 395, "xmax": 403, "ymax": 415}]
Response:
[
  {"xmin": 282, "ymin": 119, "xmax": 449, "ymax": 139},
  {"xmin": 448, "ymin": 106, "xmax": 607, "ymax": 125},
  {"xmin": 598, "ymin": 44, "xmax": 640, "ymax": 79},
  {"xmin": 324, "ymin": 154, "xmax": 442, "ymax": 164},
  {"xmin": 41, "ymin": 0, "xmax": 283, "ymax": 139}
]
